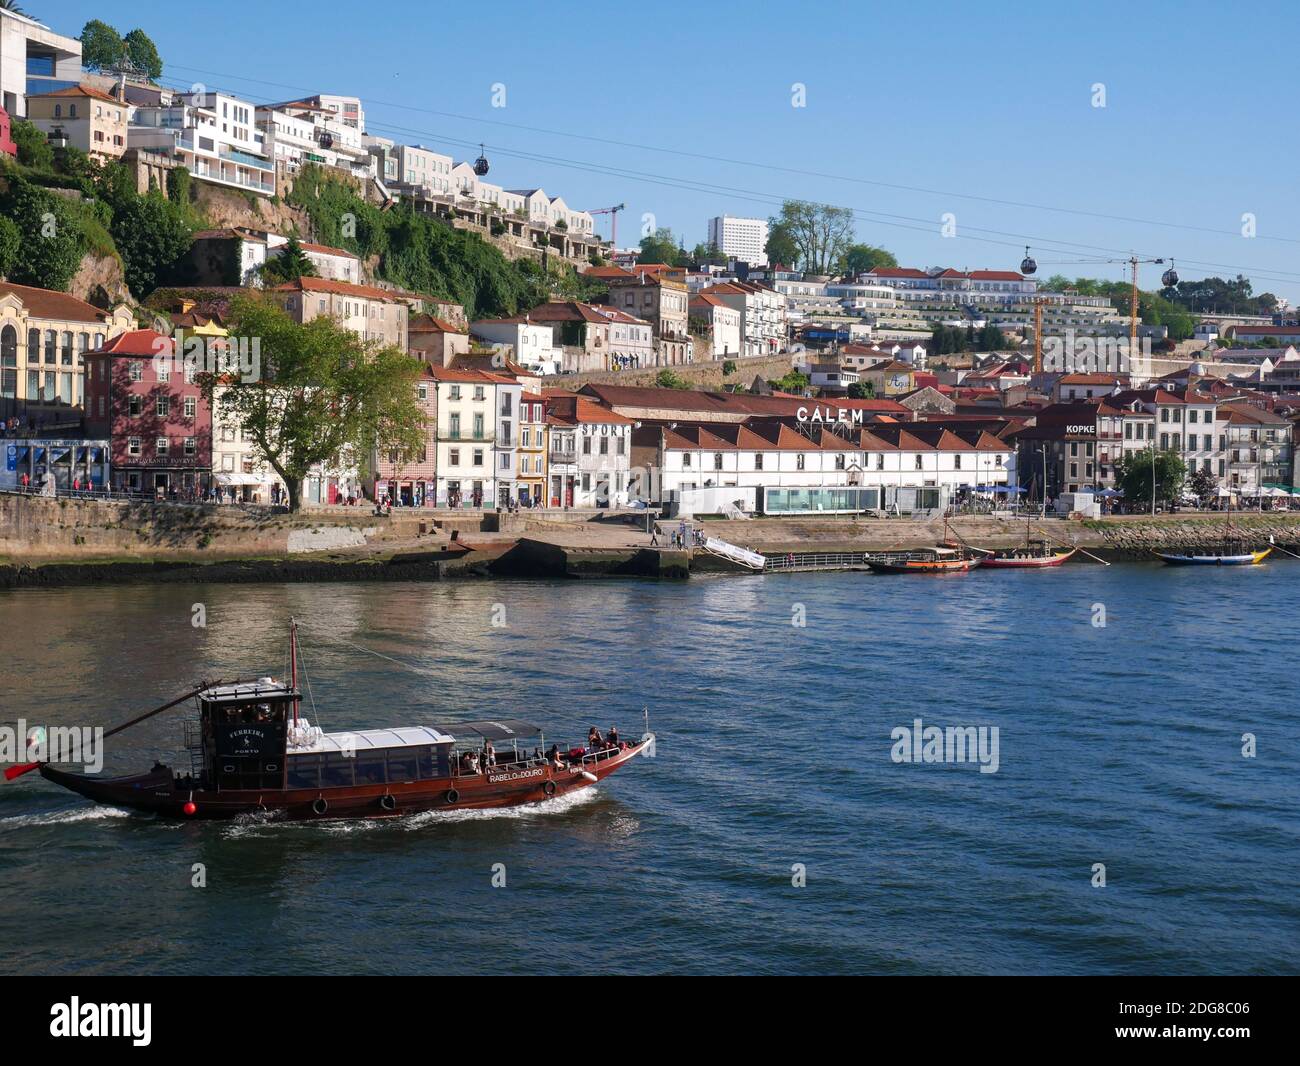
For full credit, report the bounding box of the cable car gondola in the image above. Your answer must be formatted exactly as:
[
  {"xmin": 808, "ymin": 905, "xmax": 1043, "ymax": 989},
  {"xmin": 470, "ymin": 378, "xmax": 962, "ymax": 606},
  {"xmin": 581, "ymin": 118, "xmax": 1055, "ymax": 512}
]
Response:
[
  {"xmin": 1020, "ymin": 246, "xmax": 1037, "ymax": 275},
  {"xmin": 473, "ymin": 144, "xmax": 490, "ymax": 177},
  {"xmin": 1161, "ymin": 260, "xmax": 1179, "ymax": 288}
]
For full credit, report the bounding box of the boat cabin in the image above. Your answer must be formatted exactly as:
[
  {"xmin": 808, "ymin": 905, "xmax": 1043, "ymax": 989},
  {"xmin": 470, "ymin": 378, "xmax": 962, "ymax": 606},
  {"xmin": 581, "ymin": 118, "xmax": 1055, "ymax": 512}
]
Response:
[{"xmin": 193, "ymin": 680, "xmax": 296, "ymax": 792}]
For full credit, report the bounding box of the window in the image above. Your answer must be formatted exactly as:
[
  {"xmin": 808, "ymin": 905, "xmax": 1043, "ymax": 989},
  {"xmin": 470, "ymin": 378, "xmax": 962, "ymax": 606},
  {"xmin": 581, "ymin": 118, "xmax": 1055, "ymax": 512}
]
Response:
[
  {"xmin": 796, "ymin": 453, "xmax": 806, "ymax": 471},
  {"xmin": 184, "ymin": 396, "xmax": 196, "ymax": 418},
  {"xmin": 599, "ymin": 436, "xmax": 608, "ymax": 455},
  {"xmin": 449, "ymin": 385, "xmax": 461, "ymax": 401},
  {"xmin": 682, "ymin": 452, "xmax": 692, "ymax": 468},
  {"xmin": 156, "ymin": 437, "xmax": 169, "ymax": 456},
  {"xmin": 127, "ymin": 437, "xmax": 141, "ymax": 456},
  {"xmin": 156, "ymin": 396, "xmax": 170, "ymax": 417},
  {"xmin": 473, "ymin": 386, "xmax": 485, "ymax": 401},
  {"xmin": 582, "ymin": 436, "xmax": 592, "ymax": 455},
  {"xmin": 755, "ymin": 453, "xmax": 764, "ymax": 470},
  {"xmin": 473, "ymin": 449, "xmax": 483, "ymax": 467},
  {"xmin": 954, "ymin": 454, "xmax": 962, "ymax": 469},
  {"xmin": 449, "ymin": 448, "xmax": 460, "ymax": 466},
  {"xmin": 616, "ymin": 436, "xmax": 625, "ymax": 455},
  {"xmin": 128, "ymin": 361, "xmax": 143, "ymax": 382},
  {"xmin": 128, "ymin": 395, "xmax": 142, "ymax": 416},
  {"xmin": 184, "ymin": 437, "xmax": 196, "ymax": 456},
  {"xmin": 914, "ymin": 455, "xmax": 923, "ymax": 470},
  {"xmin": 713, "ymin": 452, "xmax": 723, "ymax": 470},
  {"xmin": 499, "ymin": 453, "xmax": 509, "ymax": 470}
]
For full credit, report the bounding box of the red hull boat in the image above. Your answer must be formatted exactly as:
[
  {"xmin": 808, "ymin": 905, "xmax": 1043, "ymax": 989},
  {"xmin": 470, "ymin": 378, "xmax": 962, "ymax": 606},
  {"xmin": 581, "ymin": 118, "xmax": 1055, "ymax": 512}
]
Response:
[
  {"xmin": 980, "ymin": 546, "xmax": 1077, "ymax": 568},
  {"xmin": 8, "ymin": 623, "xmax": 652, "ymax": 821}
]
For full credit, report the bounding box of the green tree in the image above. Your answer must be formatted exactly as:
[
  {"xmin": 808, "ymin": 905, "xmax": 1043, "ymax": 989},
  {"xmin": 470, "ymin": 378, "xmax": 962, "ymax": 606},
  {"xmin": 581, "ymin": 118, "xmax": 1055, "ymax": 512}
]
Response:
[
  {"xmin": 0, "ymin": 178, "xmax": 84, "ymax": 290},
  {"xmin": 79, "ymin": 20, "xmax": 124, "ymax": 71},
  {"xmin": 1189, "ymin": 467, "xmax": 1217, "ymax": 502},
  {"xmin": 261, "ymin": 235, "xmax": 319, "ymax": 285},
  {"xmin": 769, "ymin": 200, "xmax": 855, "ymax": 274},
  {"xmin": 123, "ymin": 28, "xmax": 163, "ymax": 80},
  {"xmin": 841, "ymin": 243, "xmax": 897, "ymax": 275},
  {"xmin": 847, "ymin": 380, "xmax": 875, "ymax": 399},
  {"xmin": 10, "ymin": 118, "xmax": 52, "ymax": 171},
  {"xmin": 764, "ymin": 222, "xmax": 798, "ymax": 268},
  {"xmin": 1115, "ymin": 448, "xmax": 1186, "ymax": 509},
  {"xmin": 638, "ymin": 227, "xmax": 679, "ymax": 266},
  {"xmin": 769, "ymin": 370, "xmax": 810, "ymax": 394},
  {"xmin": 654, "ymin": 369, "xmax": 690, "ymax": 389},
  {"xmin": 0, "ymin": 215, "xmax": 21, "ymax": 279},
  {"xmin": 212, "ymin": 296, "xmax": 426, "ymax": 512},
  {"xmin": 721, "ymin": 359, "xmax": 737, "ymax": 376},
  {"xmin": 110, "ymin": 187, "xmax": 192, "ymax": 297}
]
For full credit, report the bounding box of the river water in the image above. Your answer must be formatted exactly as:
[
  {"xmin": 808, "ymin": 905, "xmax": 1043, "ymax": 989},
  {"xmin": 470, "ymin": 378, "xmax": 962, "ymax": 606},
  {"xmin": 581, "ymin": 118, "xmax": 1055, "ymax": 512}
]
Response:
[{"xmin": 0, "ymin": 566, "xmax": 1296, "ymax": 975}]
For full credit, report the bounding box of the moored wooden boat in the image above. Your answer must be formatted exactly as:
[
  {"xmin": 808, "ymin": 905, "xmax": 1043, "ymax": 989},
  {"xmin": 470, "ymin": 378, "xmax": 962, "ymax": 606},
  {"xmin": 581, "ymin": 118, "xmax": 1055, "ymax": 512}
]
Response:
[
  {"xmin": 1156, "ymin": 547, "xmax": 1270, "ymax": 566},
  {"xmin": 981, "ymin": 544, "xmax": 1077, "ymax": 568},
  {"xmin": 7, "ymin": 622, "xmax": 652, "ymax": 821},
  {"xmin": 866, "ymin": 545, "xmax": 983, "ymax": 573}
]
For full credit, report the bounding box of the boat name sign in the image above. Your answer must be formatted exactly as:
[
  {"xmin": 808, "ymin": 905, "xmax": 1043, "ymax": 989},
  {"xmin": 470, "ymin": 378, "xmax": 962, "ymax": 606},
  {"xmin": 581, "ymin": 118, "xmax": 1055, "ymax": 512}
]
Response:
[{"xmin": 487, "ymin": 766, "xmax": 545, "ymax": 784}]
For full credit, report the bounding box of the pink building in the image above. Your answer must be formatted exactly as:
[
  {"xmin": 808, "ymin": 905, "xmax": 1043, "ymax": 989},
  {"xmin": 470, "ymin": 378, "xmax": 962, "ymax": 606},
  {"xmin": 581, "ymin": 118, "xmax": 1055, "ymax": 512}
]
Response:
[
  {"xmin": 373, "ymin": 364, "xmax": 437, "ymax": 506},
  {"xmin": 84, "ymin": 330, "xmax": 213, "ymax": 498}
]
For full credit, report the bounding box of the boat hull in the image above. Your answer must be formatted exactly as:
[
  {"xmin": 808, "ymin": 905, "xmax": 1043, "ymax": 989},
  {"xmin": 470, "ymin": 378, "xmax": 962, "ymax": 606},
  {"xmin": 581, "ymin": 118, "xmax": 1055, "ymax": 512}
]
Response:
[
  {"xmin": 981, "ymin": 548, "xmax": 1077, "ymax": 569},
  {"xmin": 38, "ymin": 739, "xmax": 652, "ymax": 821},
  {"xmin": 866, "ymin": 557, "xmax": 983, "ymax": 574},
  {"xmin": 1156, "ymin": 548, "xmax": 1271, "ymax": 566}
]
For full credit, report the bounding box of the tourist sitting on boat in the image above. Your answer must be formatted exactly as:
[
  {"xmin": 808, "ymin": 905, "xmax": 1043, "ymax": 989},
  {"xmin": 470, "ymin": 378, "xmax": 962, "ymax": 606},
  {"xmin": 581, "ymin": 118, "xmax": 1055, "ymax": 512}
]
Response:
[
  {"xmin": 588, "ymin": 727, "xmax": 603, "ymax": 749},
  {"xmin": 547, "ymin": 744, "xmax": 566, "ymax": 769},
  {"xmin": 483, "ymin": 741, "xmax": 497, "ymax": 767},
  {"xmin": 608, "ymin": 725, "xmax": 619, "ymax": 748}
]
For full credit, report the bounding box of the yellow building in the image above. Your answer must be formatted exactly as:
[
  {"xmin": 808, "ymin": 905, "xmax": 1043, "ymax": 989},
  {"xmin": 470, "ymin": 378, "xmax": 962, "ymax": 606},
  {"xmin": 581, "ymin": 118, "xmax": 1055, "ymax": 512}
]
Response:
[
  {"xmin": 0, "ymin": 282, "xmax": 135, "ymax": 412},
  {"xmin": 517, "ymin": 391, "xmax": 547, "ymax": 507},
  {"xmin": 26, "ymin": 84, "xmax": 128, "ymax": 160}
]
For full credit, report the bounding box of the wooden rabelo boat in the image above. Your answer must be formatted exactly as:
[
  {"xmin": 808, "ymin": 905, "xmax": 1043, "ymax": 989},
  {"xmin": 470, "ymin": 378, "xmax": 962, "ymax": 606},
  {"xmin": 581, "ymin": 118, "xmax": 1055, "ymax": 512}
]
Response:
[
  {"xmin": 1155, "ymin": 503, "xmax": 1272, "ymax": 567},
  {"xmin": 980, "ymin": 542, "xmax": 1078, "ymax": 568},
  {"xmin": 865, "ymin": 544, "xmax": 983, "ymax": 574},
  {"xmin": 5, "ymin": 623, "xmax": 652, "ymax": 821}
]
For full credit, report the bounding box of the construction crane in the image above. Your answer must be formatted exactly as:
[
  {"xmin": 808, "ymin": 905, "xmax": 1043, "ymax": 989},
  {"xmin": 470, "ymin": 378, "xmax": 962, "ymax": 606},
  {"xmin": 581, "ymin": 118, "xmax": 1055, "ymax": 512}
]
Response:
[
  {"xmin": 586, "ymin": 203, "xmax": 626, "ymax": 248},
  {"xmin": 1019, "ymin": 248, "xmax": 1176, "ymax": 369}
]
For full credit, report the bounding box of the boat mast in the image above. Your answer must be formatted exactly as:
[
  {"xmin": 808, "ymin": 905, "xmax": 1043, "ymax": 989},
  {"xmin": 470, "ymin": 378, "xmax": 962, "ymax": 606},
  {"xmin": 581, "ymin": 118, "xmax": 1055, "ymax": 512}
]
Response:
[{"xmin": 289, "ymin": 617, "xmax": 299, "ymax": 726}]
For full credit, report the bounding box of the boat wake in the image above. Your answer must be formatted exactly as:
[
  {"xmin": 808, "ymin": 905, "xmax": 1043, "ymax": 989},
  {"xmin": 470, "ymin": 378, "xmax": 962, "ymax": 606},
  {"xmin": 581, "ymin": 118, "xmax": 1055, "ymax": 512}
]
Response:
[
  {"xmin": 0, "ymin": 804, "xmax": 133, "ymax": 829},
  {"xmin": 218, "ymin": 786, "xmax": 601, "ymax": 838}
]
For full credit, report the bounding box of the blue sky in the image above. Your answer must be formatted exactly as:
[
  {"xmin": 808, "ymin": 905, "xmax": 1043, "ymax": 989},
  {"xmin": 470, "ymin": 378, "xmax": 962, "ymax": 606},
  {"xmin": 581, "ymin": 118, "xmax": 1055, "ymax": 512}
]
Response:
[{"xmin": 50, "ymin": 0, "xmax": 1300, "ymax": 302}]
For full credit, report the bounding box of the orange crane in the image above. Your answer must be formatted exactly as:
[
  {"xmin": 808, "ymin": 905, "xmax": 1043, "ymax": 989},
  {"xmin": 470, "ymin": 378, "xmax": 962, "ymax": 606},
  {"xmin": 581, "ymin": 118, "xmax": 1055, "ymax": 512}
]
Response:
[{"xmin": 586, "ymin": 203, "xmax": 626, "ymax": 248}]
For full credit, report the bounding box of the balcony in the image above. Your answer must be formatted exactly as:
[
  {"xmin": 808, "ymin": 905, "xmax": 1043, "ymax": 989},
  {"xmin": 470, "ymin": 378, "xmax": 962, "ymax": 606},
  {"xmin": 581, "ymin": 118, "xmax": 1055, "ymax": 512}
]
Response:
[{"xmin": 549, "ymin": 449, "xmax": 577, "ymax": 464}]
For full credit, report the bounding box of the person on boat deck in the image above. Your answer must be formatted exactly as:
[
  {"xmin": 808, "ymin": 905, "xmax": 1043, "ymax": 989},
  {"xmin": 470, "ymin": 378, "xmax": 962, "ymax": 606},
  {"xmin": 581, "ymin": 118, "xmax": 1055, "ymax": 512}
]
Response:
[
  {"xmin": 483, "ymin": 741, "xmax": 496, "ymax": 767},
  {"xmin": 588, "ymin": 727, "xmax": 603, "ymax": 749},
  {"xmin": 607, "ymin": 725, "xmax": 619, "ymax": 748},
  {"xmin": 547, "ymin": 743, "xmax": 565, "ymax": 769}
]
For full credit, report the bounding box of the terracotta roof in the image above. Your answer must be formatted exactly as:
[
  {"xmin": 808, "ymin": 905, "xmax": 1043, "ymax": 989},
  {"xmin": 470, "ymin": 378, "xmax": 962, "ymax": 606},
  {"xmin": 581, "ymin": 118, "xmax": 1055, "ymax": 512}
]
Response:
[
  {"xmin": 410, "ymin": 314, "xmax": 466, "ymax": 334},
  {"xmin": 426, "ymin": 365, "xmax": 516, "ymax": 385},
  {"xmin": 87, "ymin": 329, "xmax": 170, "ymax": 357},
  {"xmin": 27, "ymin": 84, "xmax": 122, "ymax": 105},
  {"xmin": 271, "ymin": 277, "xmax": 403, "ymax": 302},
  {"xmin": 298, "ymin": 241, "xmax": 360, "ymax": 259},
  {"xmin": 546, "ymin": 393, "xmax": 636, "ymax": 426},
  {"xmin": 0, "ymin": 282, "xmax": 115, "ymax": 323}
]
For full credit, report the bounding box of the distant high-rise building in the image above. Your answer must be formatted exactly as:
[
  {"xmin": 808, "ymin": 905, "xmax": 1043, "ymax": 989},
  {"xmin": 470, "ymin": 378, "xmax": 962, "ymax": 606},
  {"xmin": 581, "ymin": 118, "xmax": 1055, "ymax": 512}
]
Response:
[{"xmin": 707, "ymin": 215, "xmax": 769, "ymax": 266}]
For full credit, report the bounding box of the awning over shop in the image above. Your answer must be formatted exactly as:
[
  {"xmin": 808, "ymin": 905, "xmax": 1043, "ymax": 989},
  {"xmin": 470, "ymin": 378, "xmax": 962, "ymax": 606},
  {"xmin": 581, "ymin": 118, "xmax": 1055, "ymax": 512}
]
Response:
[{"xmin": 215, "ymin": 472, "xmax": 267, "ymax": 487}]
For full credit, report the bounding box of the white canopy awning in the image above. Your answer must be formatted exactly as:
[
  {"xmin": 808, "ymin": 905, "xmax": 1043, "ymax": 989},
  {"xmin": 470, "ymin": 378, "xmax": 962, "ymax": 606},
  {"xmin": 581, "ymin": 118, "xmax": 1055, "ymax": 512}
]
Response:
[{"xmin": 215, "ymin": 471, "xmax": 267, "ymax": 487}]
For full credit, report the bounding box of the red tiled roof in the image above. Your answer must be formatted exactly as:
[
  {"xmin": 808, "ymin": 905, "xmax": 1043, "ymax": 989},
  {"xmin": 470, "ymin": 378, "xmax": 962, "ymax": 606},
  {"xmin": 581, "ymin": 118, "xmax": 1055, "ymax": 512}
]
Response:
[
  {"xmin": 0, "ymin": 282, "xmax": 117, "ymax": 323},
  {"xmin": 87, "ymin": 329, "xmax": 170, "ymax": 357},
  {"xmin": 271, "ymin": 277, "xmax": 403, "ymax": 302},
  {"xmin": 27, "ymin": 84, "xmax": 122, "ymax": 105}
]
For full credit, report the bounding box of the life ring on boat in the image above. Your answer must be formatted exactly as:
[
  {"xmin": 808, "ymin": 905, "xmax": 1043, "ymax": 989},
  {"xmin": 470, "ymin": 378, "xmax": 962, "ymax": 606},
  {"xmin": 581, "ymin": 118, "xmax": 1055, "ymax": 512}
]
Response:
[
  {"xmin": 312, "ymin": 797, "xmax": 328, "ymax": 815},
  {"xmin": 380, "ymin": 794, "xmax": 396, "ymax": 811},
  {"xmin": 543, "ymin": 780, "xmax": 556, "ymax": 797},
  {"xmin": 445, "ymin": 788, "xmax": 459, "ymax": 805}
]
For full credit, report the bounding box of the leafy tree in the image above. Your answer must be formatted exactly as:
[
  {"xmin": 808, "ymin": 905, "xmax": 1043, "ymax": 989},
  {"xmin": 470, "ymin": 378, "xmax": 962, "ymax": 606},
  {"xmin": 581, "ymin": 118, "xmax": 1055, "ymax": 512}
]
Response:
[
  {"xmin": 841, "ymin": 243, "xmax": 896, "ymax": 275},
  {"xmin": 0, "ymin": 178, "xmax": 85, "ymax": 290},
  {"xmin": 110, "ymin": 188, "xmax": 192, "ymax": 297},
  {"xmin": 764, "ymin": 222, "xmax": 798, "ymax": 268},
  {"xmin": 0, "ymin": 215, "xmax": 20, "ymax": 279},
  {"xmin": 721, "ymin": 359, "xmax": 737, "ymax": 376},
  {"xmin": 80, "ymin": 20, "xmax": 124, "ymax": 70},
  {"xmin": 10, "ymin": 118, "xmax": 52, "ymax": 171},
  {"xmin": 123, "ymin": 29, "xmax": 163, "ymax": 80},
  {"xmin": 768, "ymin": 370, "xmax": 810, "ymax": 394},
  {"xmin": 637, "ymin": 227, "xmax": 679, "ymax": 266},
  {"xmin": 211, "ymin": 296, "xmax": 427, "ymax": 512},
  {"xmin": 261, "ymin": 235, "xmax": 319, "ymax": 285},
  {"xmin": 768, "ymin": 200, "xmax": 854, "ymax": 274},
  {"xmin": 976, "ymin": 324, "xmax": 1007, "ymax": 350},
  {"xmin": 1115, "ymin": 448, "xmax": 1186, "ymax": 508},
  {"xmin": 847, "ymin": 380, "xmax": 875, "ymax": 399},
  {"xmin": 1189, "ymin": 467, "xmax": 1217, "ymax": 501},
  {"xmin": 654, "ymin": 369, "xmax": 690, "ymax": 389}
]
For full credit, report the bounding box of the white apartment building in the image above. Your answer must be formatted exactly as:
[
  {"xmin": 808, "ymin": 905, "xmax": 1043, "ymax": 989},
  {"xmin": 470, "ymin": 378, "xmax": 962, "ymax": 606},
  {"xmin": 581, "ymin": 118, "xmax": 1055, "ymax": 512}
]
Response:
[
  {"xmin": 689, "ymin": 294, "xmax": 742, "ymax": 358},
  {"xmin": 697, "ymin": 282, "xmax": 787, "ymax": 357},
  {"xmin": 470, "ymin": 318, "xmax": 563, "ymax": 376},
  {"xmin": 0, "ymin": 6, "xmax": 81, "ymax": 118},
  {"xmin": 428, "ymin": 366, "xmax": 520, "ymax": 508},
  {"xmin": 131, "ymin": 89, "xmax": 275, "ymax": 196},
  {"xmin": 396, "ymin": 143, "xmax": 453, "ymax": 195},
  {"xmin": 708, "ymin": 215, "xmax": 769, "ymax": 266},
  {"xmin": 545, "ymin": 393, "xmax": 636, "ymax": 508}
]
